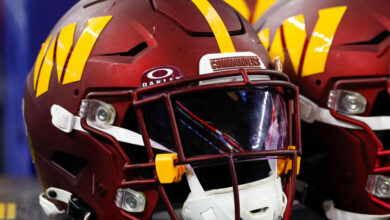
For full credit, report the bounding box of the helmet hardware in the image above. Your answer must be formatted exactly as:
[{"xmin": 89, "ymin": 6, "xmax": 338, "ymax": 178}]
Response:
[
  {"xmin": 115, "ymin": 188, "xmax": 146, "ymax": 213},
  {"xmin": 366, "ymin": 175, "xmax": 390, "ymax": 198},
  {"xmin": 68, "ymin": 194, "xmax": 95, "ymax": 220},
  {"xmin": 327, "ymin": 89, "xmax": 367, "ymax": 115},
  {"xmin": 79, "ymin": 99, "xmax": 116, "ymax": 128}
]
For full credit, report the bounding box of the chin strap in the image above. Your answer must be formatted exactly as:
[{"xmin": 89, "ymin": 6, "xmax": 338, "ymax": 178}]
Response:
[
  {"xmin": 185, "ymin": 164, "xmax": 207, "ymax": 199},
  {"xmin": 299, "ymin": 95, "xmax": 390, "ymax": 130},
  {"xmin": 50, "ymin": 104, "xmax": 173, "ymax": 152},
  {"xmin": 323, "ymin": 200, "xmax": 390, "ymax": 220},
  {"xmin": 39, "ymin": 193, "xmax": 65, "ymax": 217},
  {"xmin": 39, "ymin": 187, "xmax": 92, "ymax": 220}
]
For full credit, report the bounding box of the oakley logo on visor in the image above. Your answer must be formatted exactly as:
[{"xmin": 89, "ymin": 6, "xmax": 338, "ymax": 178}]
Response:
[{"xmin": 141, "ymin": 66, "xmax": 184, "ymax": 87}]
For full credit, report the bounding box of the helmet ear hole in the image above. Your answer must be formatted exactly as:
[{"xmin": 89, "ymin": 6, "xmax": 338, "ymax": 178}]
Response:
[
  {"xmin": 74, "ymin": 89, "xmax": 79, "ymax": 97},
  {"xmin": 51, "ymin": 152, "xmax": 87, "ymax": 176},
  {"xmin": 315, "ymin": 80, "xmax": 321, "ymax": 86}
]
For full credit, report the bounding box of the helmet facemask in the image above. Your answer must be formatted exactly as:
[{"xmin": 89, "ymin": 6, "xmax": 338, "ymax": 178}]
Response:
[{"xmin": 79, "ymin": 69, "xmax": 300, "ymax": 219}]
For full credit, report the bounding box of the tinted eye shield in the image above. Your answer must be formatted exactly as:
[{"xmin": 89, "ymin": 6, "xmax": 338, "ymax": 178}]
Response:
[
  {"xmin": 80, "ymin": 68, "xmax": 301, "ymax": 167},
  {"xmin": 132, "ymin": 69, "xmax": 301, "ymax": 155}
]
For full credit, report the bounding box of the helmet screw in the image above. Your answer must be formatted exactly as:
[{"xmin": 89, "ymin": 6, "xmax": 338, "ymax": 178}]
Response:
[
  {"xmin": 48, "ymin": 190, "xmax": 57, "ymax": 198},
  {"xmin": 380, "ymin": 180, "xmax": 390, "ymax": 194},
  {"xmin": 96, "ymin": 183, "xmax": 106, "ymax": 197}
]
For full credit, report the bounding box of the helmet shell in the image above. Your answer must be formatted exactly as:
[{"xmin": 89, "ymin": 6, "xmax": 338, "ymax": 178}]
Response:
[
  {"xmin": 24, "ymin": 0, "xmax": 273, "ymax": 219},
  {"xmin": 254, "ymin": 0, "xmax": 390, "ymax": 215}
]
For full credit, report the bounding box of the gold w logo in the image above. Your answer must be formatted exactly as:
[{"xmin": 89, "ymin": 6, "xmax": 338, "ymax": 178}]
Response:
[
  {"xmin": 258, "ymin": 6, "xmax": 347, "ymax": 77},
  {"xmin": 224, "ymin": 0, "xmax": 278, "ymax": 23},
  {"xmin": 33, "ymin": 16, "xmax": 112, "ymax": 97}
]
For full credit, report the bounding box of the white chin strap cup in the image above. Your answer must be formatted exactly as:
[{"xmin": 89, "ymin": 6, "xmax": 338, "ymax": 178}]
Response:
[
  {"xmin": 39, "ymin": 193, "xmax": 65, "ymax": 217},
  {"xmin": 39, "ymin": 187, "xmax": 71, "ymax": 217},
  {"xmin": 39, "ymin": 187, "xmax": 91, "ymax": 220},
  {"xmin": 182, "ymin": 174, "xmax": 287, "ymax": 220},
  {"xmin": 324, "ymin": 200, "xmax": 390, "ymax": 220}
]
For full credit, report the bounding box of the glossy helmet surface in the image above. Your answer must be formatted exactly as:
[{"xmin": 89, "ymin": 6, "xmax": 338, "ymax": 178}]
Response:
[
  {"xmin": 254, "ymin": 0, "xmax": 390, "ymax": 218},
  {"xmin": 223, "ymin": 0, "xmax": 278, "ymax": 24},
  {"xmin": 24, "ymin": 0, "xmax": 300, "ymax": 219}
]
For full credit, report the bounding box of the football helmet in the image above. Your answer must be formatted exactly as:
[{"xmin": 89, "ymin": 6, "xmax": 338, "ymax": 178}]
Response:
[
  {"xmin": 24, "ymin": 0, "xmax": 300, "ymax": 219},
  {"xmin": 254, "ymin": 0, "xmax": 390, "ymax": 219}
]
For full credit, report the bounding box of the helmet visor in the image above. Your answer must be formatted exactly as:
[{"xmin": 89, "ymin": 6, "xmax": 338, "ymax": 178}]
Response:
[
  {"xmin": 141, "ymin": 86, "xmax": 288, "ymax": 188},
  {"xmin": 173, "ymin": 87, "xmax": 287, "ymax": 157}
]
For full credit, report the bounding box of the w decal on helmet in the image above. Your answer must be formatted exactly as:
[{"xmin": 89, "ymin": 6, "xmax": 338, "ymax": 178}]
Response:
[
  {"xmin": 258, "ymin": 6, "xmax": 347, "ymax": 77},
  {"xmin": 224, "ymin": 0, "xmax": 278, "ymax": 24},
  {"xmin": 33, "ymin": 16, "xmax": 112, "ymax": 97},
  {"xmin": 191, "ymin": 0, "xmax": 236, "ymax": 53}
]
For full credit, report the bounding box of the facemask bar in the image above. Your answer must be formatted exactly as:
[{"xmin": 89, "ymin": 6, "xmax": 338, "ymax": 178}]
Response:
[
  {"xmin": 329, "ymin": 77, "xmax": 390, "ymax": 210},
  {"xmin": 79, "ymin": 68, "xmax": 301, "ymax": 220}
]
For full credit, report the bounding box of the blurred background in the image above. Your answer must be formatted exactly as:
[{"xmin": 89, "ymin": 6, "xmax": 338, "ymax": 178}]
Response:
[
  {"xmin": 1, "ymin": 0, "xmax": 78, "ymax": 176},
  {"xmin": 0, "ymin": 1, "xmax": 77, "ymax": 219}
]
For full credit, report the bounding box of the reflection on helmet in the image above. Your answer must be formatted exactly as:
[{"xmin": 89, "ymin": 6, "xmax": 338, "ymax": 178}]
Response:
[
  {"xmin": 223, "ymin": 0, "xmax": 279, "ymax": 24},
  {"xmin": 143, "ymin": 87, "xmax": 287, "ymax": 155},
  {"xmin": 254, "ymin": 0, "xmax": 390, "ymax": 218},
  {"xmin": 24, "ymin": 0, "xmax": 300, "ymax": 219}
]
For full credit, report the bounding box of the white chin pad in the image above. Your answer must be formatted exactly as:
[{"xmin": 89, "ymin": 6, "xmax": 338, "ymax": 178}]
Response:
[{"xmin": 181, "ymin": 174, "xmax": 287, "ymax": 220}]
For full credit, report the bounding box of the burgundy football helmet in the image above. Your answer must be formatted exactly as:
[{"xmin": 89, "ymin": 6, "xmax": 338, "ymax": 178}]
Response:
[
  {"xmin": 254, "ymin": 0, "xmax": 390, "ymax": 218},
  {"xmin": 24, "ymin": 0, "xmax": 301, "ymax": 219}
]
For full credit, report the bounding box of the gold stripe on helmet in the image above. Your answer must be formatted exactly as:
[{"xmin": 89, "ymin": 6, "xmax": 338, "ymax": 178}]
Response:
[
  {"xmin": 191, "ymin": 0, "xmax": 236, "ymax": 53},
  {"xmin": 302, "ymin": 6, "xmax": 347, "ymax": 76},
  {"xmin": 63, "ymin": 16, "xmax": 112, "ymax": 84}
]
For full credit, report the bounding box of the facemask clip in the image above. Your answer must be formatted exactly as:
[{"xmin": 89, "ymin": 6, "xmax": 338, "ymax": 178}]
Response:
[
  {"xmin": 277, "ymin": 146, "xmax": 300, "ymax": 175},
  {"xmin": 155, "ymin": 153, "xmax": 186, "ymax": 183}
]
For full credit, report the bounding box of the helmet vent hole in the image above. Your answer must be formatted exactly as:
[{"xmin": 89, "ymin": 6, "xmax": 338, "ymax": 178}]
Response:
[
  {"xmin": 74, "ymin": 89, "xmax": 79, "ymax": 97},
  {"xmin": 344, "ymin": 30, "xmax": 390, "ymax": 45},
  {"xmin": 102, "ymin": 42, "xmax": 148, "ymax": 57},
  {"xmin": 315, "ymin": 80, "xmax": 321, "ymax": 86},
  {"xmin": 126, "ymin": 42, "xmax": 148, "ymax": 56},
  {"xmin": 83, "ymin": 0, "xmax": 109, "ymax": 8},
  {"xmin": 52, "ymin": 152, "xmax": 87, "ymax": 176},
  {"xmin": 250, "ymin": 207, "xmax": 269, "ymax": 214}
]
